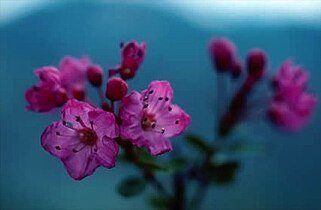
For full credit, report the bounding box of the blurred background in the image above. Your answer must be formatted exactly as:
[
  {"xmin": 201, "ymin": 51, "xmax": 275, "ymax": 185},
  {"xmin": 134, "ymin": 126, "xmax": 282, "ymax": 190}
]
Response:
[{"xmin": 1, "ymin": 0, "xmax": 320, "ymax": 209}]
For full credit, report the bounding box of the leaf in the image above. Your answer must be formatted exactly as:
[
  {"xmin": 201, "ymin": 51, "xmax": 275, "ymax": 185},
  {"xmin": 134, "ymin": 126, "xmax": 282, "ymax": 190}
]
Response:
[
  {"xmin": 148, "ymin": 196, "xmax": 169, "ymax": 210},
  {"xmin": 228, "ymin": 140, "xmax": 269, "ymax": 156},
  {"xmin": 185, "ymin": 134, "xmax": 213, "ymax": 154},
  {"xmin": 166, "ymin": 158, "xmax": 189, "ymax": 173},
  {"xmin": 117, "ymin": 177, "xmax": 147, "ymax": 198},
  {"xmin": 207, "ymin": 161, "xmax": 240, "ymax": 185}
]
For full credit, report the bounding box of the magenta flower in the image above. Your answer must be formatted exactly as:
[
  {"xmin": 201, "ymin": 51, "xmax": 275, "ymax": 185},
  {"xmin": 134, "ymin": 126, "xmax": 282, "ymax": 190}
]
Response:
[
  {"xmin": 119, "ymin": 81, "xmax": 191, "ymax": 155},
  {"xmin": 25, "ymin": 67, "xmax": 68, "ymax": 112},
  {"xmin": 109, "ymin": 41, "xmax": 146, "ymax": 80},
  {"xmin": 41, "ymin": 99, "xmax": 119, "ymax": 180},
  {"xmin": 268, "ymin": 60, "xmax": 317, "ymax": 131},
  {"xmin": 59, "ymin": 56, "xmax": 91, "ymax": 98}
]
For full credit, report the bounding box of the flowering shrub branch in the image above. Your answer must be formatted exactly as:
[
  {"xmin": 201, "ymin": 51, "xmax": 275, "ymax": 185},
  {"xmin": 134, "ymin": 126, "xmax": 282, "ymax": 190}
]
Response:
[{"xmin": 25, "ymin": 39, "xmax": 317, "ymax": 210}]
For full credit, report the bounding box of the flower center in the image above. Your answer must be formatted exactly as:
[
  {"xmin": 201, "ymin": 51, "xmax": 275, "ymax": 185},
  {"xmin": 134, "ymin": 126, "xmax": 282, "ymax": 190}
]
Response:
[
  {"xmin": 141, "ymin": 112, "xmax": 156, "ymax": 130},
  {"xmin": 78, "ymin": 128, "xmax": 97, "ymax": 146}
]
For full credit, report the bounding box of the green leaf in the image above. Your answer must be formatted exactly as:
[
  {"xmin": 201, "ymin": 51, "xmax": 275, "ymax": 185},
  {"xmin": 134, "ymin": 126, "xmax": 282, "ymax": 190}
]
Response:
[
  {"xmin": 166, "ymin": 158, "xmax": 189, "ymax": 173},
  {"xmin": 117, "ymin": 177, "xmax": 147, "ymax": 198},
  {"xmin": 185, "ymin": 134, "xmax": 213, "ymax": 154},
  {"xmin": 228, "ymin": 140, "xmax": 269, "ymax": 156},
  {"xmin": 207, "ymin": 161, "xmax": 239, "ymax": 185},
  {"xmin": 148, "ymin": 196, "xmax": 169, "ymax": 210}
]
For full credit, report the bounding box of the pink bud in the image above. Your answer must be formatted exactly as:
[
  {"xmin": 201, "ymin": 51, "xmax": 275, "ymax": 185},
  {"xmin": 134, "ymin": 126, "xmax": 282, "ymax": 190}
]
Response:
[
  {"xmin": 87, "ymin": 65, "xmax": 103, "ymax": 87},
  {"xmin": 106, "ymin": 78, "xmax": 128, "ymax": 101},
  {"xmin": 209, "ymin": 38, "xmax": 236, "ymax": 72},
  {"xmin": 247, "ymin": 49, "xmax": 266, "ymax": 79},
  {"xmin": 55, "ymin": 88, "xmax": 68, "ymax": 107},
  {"xmin": 72, "ymin": 84, "xmax": 85, "ymax": 101}
]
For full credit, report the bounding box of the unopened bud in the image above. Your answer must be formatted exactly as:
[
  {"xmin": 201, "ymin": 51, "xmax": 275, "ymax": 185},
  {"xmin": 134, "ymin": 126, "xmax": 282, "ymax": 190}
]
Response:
[
  {"xmin": 72, "ymin": 84, "xmax": 85, "ymax": 101},
  {"xmin": 106, "ymin": 78, "xmax": 128, "ymax": 101},
  {"xmin": 209, "ymin": 38, "xmax": 236, "ymax": 72},
  {"xmin": 87, "ymin": 65, "xmax": 103, "ymax": 87},
  {"xmin": 247, "ymin": 49, "xmax": 266, "ymax": 79}
]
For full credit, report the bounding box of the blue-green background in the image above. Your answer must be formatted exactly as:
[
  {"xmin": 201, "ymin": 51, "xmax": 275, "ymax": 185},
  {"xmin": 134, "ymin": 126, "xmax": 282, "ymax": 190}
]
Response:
[{"xmin": 1, "ymin": 1, "xmax": 320, "ymax": 209}]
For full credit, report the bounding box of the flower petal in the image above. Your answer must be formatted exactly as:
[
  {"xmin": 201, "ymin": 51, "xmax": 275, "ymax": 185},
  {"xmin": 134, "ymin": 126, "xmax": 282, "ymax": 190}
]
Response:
[
  {"xmin": 142, "ymin": 80, "xmax": 173, "ymax": 113},
  {"xmin": 156, "ymin": 104, "xmax": 191, "ymax": 138},
  {"xmin": 61, "ymin": 99, "xmax": 93, "ymax": 129},
  {"xmin": 119, "ymin": 91, "xmax": 146, "ymax": 145},
  {"xmin": 62, "ymin": 147, "xmax": 99, "ymax": 180},
  {"xmin": 41, "ymin": 122, "xmax": 79, "ymax": 159},
  {"xmin": 94, "ymin": 136, "xmax": 119, "ymax": 168},
  {"xmin": 146, "ymin": 136, "xmax": 172, "ymax": 156},
  {"xmin": 88, "ymin": 108, "xmax": 119, "ymax": 139}
]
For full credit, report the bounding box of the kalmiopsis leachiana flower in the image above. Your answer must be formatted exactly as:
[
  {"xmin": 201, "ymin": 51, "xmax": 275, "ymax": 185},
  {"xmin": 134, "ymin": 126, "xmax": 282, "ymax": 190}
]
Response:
[
  {"xmin": 24, "ymin": 38, "xmax": 317, "ymax": 209},
  {"xmin": 109, "ymin": 41, "xmax": 146, "ymax": 80},
  {"xmin": 268, "ymin": 60, "xmax": 317, "ymax": 131}
]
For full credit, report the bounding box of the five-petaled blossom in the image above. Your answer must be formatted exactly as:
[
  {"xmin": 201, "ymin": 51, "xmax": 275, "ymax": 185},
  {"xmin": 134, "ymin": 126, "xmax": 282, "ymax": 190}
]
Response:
[
  {"xmin": 268, "ymin": 60, "xmax": 317, "ymax": 131},
  {"xmin": 25, "ymin": 66, "xmax": 68, "ymax": 112},
  {"xmin": 41, "ymin": 99, "xmax": 119, "ymax": 180},
  {"xmin": 109, "ymin": 41, "xmax": 146, "ymax": 80},
  {"xmin": 119, "ymin": 81, "xmax": 191, "ymax": 155}
]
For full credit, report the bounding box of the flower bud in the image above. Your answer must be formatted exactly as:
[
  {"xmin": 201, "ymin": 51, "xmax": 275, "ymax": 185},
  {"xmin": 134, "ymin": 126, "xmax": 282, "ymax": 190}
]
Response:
[
  {"xmin": 72, "ymin": 84, "xmax": 85, "ymax": 101},
  {"xmin": 87, "ymin": 65, "xmax": 103, "ymax": 87},
  {"xmin": 55, "ymin": 88, "xmax": 68, "ymax": 107},
  {"xmin": 209, "ymin": 38, "xmax": 236, "ymax": 72},
  {"xmin": 247, "ymin": 49, "xmax": 266, "ymax": 79},
  {"xmin": 106, "ymin": 78, "xmax": 128, "ymax": 101}
]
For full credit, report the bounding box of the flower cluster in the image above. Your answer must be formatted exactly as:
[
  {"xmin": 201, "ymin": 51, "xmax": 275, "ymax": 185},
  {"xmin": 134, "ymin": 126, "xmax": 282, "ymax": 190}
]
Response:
[
  {"xmin": 25, "ymin": 41, "xmax": 190, "ymax": 180},
  {"xmin": 209, "ymin": 37, "xmax": 317, "ymax": 135}
]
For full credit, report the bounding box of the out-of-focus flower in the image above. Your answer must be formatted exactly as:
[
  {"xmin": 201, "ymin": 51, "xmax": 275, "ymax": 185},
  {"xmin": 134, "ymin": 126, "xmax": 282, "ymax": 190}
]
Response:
[
  {"xmin": 59, "ymin": 56, "xmax": 91, "ymax": 98},
  {"xmin": 106, "ymin": 77, "xmax": 128, "ymax": 101},
  {"xmin": 246, "ymin": 49, "xmax": 267, "ymax": 80},
  {"xmin": 209, "ymin": 38, "xmax": 237, "ymax": 72},
  {"xmin": 25, "ymin": 67, "xmax": 68, "ymax": 112},
  {"xmin": 268, "ymin": 60, "xmax": 317, "ymax": 131},
  {"xmin": 119, "ymin": 81, "xmax": 191, "ymax": 155},
  {"xmin": 109, "ymin": 41, "xmax": 146, "ymax": 80},
  {"xmin": 41, "ymin": 99, "xmax": 119, "ymax": 180},
  {"xmin": 87, "ymin": 65, "xmax": 103, "ymax": 87}
]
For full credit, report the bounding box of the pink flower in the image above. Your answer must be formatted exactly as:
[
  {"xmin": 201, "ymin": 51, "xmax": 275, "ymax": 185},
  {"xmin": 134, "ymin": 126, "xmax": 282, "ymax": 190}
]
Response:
[
  {"xmin": 272, "ymin": 60, "xmax": 308, "ymax": 91},
  {"xmin": 59, "ymin": 56, "xmax": 91, "ymax": 98},
  {"xmin": 109, "ymin": 41, "xmax": 146, "ymax": 80},
  {"xmin": 119, "ymin": 81, "xmax": 191, "ymax": 155},
  {"xmin": 268, "ymin": 61, "xmax": 317, "ymax": 131},
  {"xmin": 41, "ymin": 99, "xmax": 119, "ymax": 180},
  {"xmin": 25, "ymin": 67, "xmax": 68, "ymax": 112}
]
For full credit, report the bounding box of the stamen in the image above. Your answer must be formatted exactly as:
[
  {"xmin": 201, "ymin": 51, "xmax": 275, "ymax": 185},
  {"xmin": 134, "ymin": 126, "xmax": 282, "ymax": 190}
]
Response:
[
  {"xmin": 165, "ymin": 97, "xmax": 169, "ymax": 101},
  {"xmin": 55, "ymin": 132, "xmax": 76, "ymax": 138},
  {"xmin": 168, "ymin": 106, "xmax": 172, "ymax": 111},
  {"xmin": 148, "ymin": 90, "xmax": 154, "ymax": 94},
  {"xmin": 161, "ymin": 128, "xmax": 165, "ymax": 133},
  {"xmin": 175, "ymin": 120, "xmax": 180, "ymax": 124},
  {"xmin": 158, "ymin": 97, "xmax": 163, "ymax": 100},
  {"xmin": 144, "ymin": 96, "xmax": 148, "ymax": 101},
  {"xmin": 90, "ymin": 121, "xmax": 94, "ymax": 130},
  {"xmin": 143, "ymin": 104, "xmax": 149, "ymax": 109},
  {"xmin": 151, "ymin": 123, "xmax": 156, "ymax": 128},
  {"xmin": 72, "ymin": 144, "xmax": 87, "ymax": 153},
  {"xmin": 75, "ymin": 116, "xmax": 88, "ymax": 128},
  {"xmin": 55, "ymin": 146, "xmax": 61, "ymax": 150}
]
